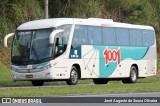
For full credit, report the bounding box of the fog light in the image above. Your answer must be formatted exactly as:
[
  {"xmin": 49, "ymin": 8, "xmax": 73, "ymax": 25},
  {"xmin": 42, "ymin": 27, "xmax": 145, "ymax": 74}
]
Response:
[
  {"xmin": 45, "ymin": 72, "xmax": 50, "ymax": 77},
  {"xmin": 12, "ymin": 74, "xmax": 16, "ymax": 78}
]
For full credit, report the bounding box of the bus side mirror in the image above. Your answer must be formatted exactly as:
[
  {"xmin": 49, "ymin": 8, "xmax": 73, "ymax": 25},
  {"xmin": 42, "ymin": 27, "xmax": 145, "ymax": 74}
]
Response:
[
  {"xmin": 50, "ymin": 30, "xmax": 64, "ymax": 44},
  {"xmin": 4, "ymin": 33, "xmax": 14, "ymax": 47}
]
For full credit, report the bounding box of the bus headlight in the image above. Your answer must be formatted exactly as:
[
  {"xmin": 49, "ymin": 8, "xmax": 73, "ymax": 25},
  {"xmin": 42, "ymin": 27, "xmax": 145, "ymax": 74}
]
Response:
[{"xmin": 11, "ymin": 66, "xmax": 17, "ymax": 71}]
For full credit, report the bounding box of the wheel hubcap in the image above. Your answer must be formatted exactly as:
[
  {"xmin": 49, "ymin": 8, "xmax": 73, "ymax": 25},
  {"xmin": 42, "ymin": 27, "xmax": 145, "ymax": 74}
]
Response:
[
  {"xmin": 131, "ymin": 69, "xmax": 137, "ymax": 81},
  {"xmin": 71, "ymin": 69, "xmax": 78, "ymax": 83}
]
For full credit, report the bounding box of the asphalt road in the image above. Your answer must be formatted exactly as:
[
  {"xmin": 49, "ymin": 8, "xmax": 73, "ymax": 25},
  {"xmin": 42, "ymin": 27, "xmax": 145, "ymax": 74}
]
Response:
[
  {"xmin": 1, "ymin": 92, "xmax": 160, "ymax": 106},
  {"xmin": 1, "ymin": 84, "xmax": 160, "ymax": 106},
  {"xmin": 0, "ymin": 83, "xmax": 93, "ymax": 89},
  {"xmin": 62, "ymin": 92, "xmax": 160, "ymax": 97}
]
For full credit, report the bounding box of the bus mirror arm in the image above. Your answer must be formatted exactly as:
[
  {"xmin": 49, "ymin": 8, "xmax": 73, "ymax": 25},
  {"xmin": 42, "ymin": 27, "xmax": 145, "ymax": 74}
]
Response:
[
  {"xmin": 4, "ymin": 33, "xmax": 14, "ymax": 48},
  {"xmin": 50, "ymin": 30, "xmax": 64, "ymax": 44}
]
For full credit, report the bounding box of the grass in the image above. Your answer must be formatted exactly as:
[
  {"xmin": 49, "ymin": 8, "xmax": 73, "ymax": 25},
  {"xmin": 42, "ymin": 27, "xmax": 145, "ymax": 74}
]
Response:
[
  {"xmin": 1, "ymin": 83, "xmax": 160, "ymax": 97},
  {"xmin": 0, "ymin": 62, "xmax": 31, "ymax": 86}
]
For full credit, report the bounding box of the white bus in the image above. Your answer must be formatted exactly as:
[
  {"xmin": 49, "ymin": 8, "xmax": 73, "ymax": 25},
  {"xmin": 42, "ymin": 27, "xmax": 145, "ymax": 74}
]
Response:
[{"xmin": 4, "ymin": 18, "xmax": 157, "ymax": 86}]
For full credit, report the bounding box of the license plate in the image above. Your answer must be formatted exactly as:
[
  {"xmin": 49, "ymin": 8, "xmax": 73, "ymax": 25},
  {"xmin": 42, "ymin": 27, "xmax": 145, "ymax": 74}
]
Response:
[{"xmin": 25, "ymin": 74, "xmax": 33, "ymax": 78}]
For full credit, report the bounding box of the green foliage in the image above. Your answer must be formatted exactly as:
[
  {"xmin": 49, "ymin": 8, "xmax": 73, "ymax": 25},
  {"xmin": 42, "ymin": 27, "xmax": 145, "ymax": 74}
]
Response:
[
  {"xmin": 11, "ymin": 0, "xmax": 43, "ymax": 25},
  {"xmin": 0, "ymin": 0, "xmax": 43, "ymax": 42},
  {"xmin": 1, "ymin": 0, "xmax": 160, "ymax": 65},
  {"xmin": 49, "ymin": 0, "xmax": 103, "ymax": 18}
]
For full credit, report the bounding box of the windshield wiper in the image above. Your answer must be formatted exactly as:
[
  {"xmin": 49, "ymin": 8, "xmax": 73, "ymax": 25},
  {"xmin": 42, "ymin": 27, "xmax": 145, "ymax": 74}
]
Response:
[
  {"xmin": 18, "ymin": 41, "xmax": 30, "ymax": 63},
  {"xmin": 32, "ymin": 47, "xmax": 40, "ymax": 60}
]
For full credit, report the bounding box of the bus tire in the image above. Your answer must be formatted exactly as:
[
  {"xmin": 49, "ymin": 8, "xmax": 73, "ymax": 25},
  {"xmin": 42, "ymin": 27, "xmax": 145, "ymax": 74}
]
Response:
[
  {"xmin": 93, "ymin": 78, "xmax": 108, "ymax": 84},
  {"xmin": 31, "ymin": 80, "xmax": 44, "ymax": 86},
  {"xmin": 122, "ymin": 66, "xmax": 138, "ymax": 84},
  {"xmin": 66, "ymin": 66, "xmax": 79, "ymax": 85}
]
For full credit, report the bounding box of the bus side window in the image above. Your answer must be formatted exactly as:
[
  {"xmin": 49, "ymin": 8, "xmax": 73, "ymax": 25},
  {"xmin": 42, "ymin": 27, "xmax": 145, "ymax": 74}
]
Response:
[
  {"xmin": 142, "ymin": 30, "xmax": 154, "ymax": 46},
  {"xmin": 87, "ymin": 26, "xmax": 102, "ymax": 45},
  {"xmin": 72, "ymin": 25, "xmax": 88, "ymax": 49},
  {"xmin": 102, "ymin": 27, "xmax": 116, "ymax": 46},
  {"xmin": 129, "ymin": 29, "xmax": 142, "ymax": 46},
  {"xmin": 116, "ymin": 28, "xmax": 130, "ymax": 46},
  {"xmin": 57, "ymin": 24, "xmax": 72, "ymax": 49},
  {"xmin": 55, "ymin": 37, "xmax": 64, "ymax": 55}
]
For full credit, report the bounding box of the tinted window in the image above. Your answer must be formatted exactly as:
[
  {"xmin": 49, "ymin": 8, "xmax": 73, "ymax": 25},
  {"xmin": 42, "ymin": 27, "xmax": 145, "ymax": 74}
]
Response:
[
  {"xmin": 57, "ymin": 25, "xmax": 72, "ymax": 45},
  {"xmin": 54, "ymin": 25, "xmax": 72, "ymax": 57},
  {"xmin": 129, "ymin": 29, "xmax": 143, "ymax": 46},
  {"xmin": 142, "ymin": 30, "xmax": 155, "ymax": 46},
  {"xmin": 102, "ymin": 27, "xmax": 116, "ymax": 45},
  {"xmin": 116, "ymin": 28, "xmax": 130, "ymax": 46},
  {"xmin": 87, "ymin": 26, "xmax": 102, "ymax": 45},
  {"xmin": 72, "ymin": 25, "xmax": 88, "ymax": 48}
]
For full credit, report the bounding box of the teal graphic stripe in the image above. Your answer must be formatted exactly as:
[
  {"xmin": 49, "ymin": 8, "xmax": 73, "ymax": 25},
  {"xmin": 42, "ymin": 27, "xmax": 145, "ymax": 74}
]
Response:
[{"xmin": 94, "ymin": 46, "xmax": 148, "ymax": 78}]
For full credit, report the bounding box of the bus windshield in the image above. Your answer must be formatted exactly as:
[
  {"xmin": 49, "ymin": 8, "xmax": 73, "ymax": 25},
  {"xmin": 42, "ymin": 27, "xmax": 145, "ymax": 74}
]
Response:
[{"xmin": 12, "ymin": 28, "xmax": 54, "ymax": 64}]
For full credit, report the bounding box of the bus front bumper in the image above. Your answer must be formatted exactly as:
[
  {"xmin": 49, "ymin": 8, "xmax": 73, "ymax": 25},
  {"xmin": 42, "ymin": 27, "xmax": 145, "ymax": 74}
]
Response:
[{"xmin": 11, "ymin": 68, "xmax": 54, "ymax": 81}]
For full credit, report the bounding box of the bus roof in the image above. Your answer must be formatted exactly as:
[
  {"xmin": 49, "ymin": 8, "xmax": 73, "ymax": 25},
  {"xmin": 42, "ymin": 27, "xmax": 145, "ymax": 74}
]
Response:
[{"xmin": 17, "ymin": 18, "xmax": 154, "ymax": 30}]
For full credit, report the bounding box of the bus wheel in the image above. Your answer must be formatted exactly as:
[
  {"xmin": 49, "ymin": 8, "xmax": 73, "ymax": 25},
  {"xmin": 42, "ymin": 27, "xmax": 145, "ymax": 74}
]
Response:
[
  {"xmin": 93, "ymin": 79, "xmax": 108, "ymax": 84},
  {"xmin": 66, "ymin": 66, "xmax": 79, "ymax": 85},
  {"xmin": 31, "ymin": 80, "xmax": 44, "ymax": 86},
  {"xmin": 122, "ymin": 66, "xmax": 138, "ymax": 84}
]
